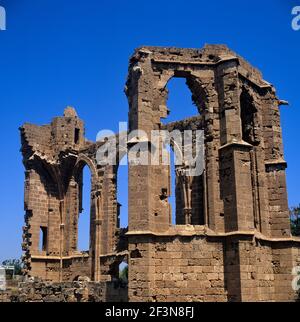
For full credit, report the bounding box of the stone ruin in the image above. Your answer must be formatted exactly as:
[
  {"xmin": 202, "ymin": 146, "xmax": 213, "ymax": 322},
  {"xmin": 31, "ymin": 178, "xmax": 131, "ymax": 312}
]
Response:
[{"xmin": 18, "ymin": 45, "xmax": 300, "ymax": 302}]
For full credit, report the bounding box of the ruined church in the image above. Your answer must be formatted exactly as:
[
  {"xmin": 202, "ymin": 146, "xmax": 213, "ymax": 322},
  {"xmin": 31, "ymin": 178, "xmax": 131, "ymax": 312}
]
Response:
[{"xmin": 20, "ymin": 45, "xmax": 300, "ymax": 302}]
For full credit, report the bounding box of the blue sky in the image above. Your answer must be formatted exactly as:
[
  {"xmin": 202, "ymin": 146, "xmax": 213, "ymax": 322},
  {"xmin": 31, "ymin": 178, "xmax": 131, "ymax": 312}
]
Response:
[{"xmin": 0, "ymin": 0, "xmax": 299, "ymax": 261}]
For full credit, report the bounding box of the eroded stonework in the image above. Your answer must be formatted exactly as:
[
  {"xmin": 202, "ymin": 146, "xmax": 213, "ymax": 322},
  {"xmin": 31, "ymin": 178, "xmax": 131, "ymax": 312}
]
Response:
[{"xmin": 19, "ymin": 45, "xmax": 300, "ymax": 302}]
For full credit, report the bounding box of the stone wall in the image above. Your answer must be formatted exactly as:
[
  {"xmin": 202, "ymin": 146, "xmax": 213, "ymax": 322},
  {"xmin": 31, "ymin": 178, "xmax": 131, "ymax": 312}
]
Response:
[
  {"xmin": 128, "ymin": 232, "xmax": 226, "ymax": 302},
  {"xmin": 0, "ymin": 280, "xmax": 128, "ymax": 303},
  {"xmin": 20, "ymin": 107, "xmax": 126, "ymax": 283},
  {"xmin": 128, "ymin": 229, "xmax": 300, "ymax": 302}
]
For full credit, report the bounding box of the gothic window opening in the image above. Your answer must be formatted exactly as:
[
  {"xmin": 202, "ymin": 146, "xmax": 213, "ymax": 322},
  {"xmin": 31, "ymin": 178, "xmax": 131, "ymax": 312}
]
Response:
[
  {"xmin": 74, "ymin": 128, "xmax": 80, "ymax": 144},
  {"xmin": 162, "ymin": 76, "xmax": 206, "ymax": 226},
  {"xmin": 162, "ymin": 77, "xmax": 199, "ymax": 124},
  {"xmin": 117, "ymin": 155, "xmax": 129, "ymax": 229},
  {"xmin": 174, "ymin": 165, "xmax": 205, "ymax": 225},
  {"xmin": 240, "ymin": 89, "xmax": 258, "ymax": 145},
  {"xmin": 78, "ymin": 165, "xmax": 91, "ymax": 252},
  {"xmin": 39, "ymin": 226, "xmax": 48, "ymax": 251},
  {"xmin": 119, "ymin": 261, "xmax": 128, "ymax": 283},
  {"xmin": 165, "ymin": 141, "xmax": 206, "ymax": 226}
]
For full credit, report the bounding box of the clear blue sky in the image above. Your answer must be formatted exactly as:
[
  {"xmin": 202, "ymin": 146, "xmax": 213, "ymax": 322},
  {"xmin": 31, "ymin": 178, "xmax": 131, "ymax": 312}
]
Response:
[{"xmin": 0, "ymin": 0, "xmax": 299, "ymax": 262}]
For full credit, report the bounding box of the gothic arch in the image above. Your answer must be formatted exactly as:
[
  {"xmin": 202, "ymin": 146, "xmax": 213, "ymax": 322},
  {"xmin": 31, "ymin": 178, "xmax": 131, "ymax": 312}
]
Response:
[
  {"xmin": 152, "ymin": 71, "xmax": 211, "ymax": 123},
  {"xmin": 73, "ymin": 154, "xmax": 98, "ymax": 184}
]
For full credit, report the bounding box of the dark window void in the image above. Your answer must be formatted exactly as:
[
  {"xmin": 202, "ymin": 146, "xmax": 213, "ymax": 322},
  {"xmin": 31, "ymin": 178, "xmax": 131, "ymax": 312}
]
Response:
[
  {"xmin": 75, "ymin": 128, "xmax": 80, "ymax": 144},
  {"xmin": 240, "ymin": 90, "xmax": 257, "ymax": 145},
  {"xmin": 39, "ymin": 226, "xmax": 48, "ymax": 251}
]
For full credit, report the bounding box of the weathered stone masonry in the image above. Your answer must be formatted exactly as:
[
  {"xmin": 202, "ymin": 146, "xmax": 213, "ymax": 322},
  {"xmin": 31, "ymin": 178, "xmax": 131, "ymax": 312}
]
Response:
[
  {"xmin": 19, "ymin": 45, "xmax": 300, "ymax": 302},
  {"xmin": 20, "ymin": 107, "xmax": 128, "ymax": 284},
  {"xmin": 9, "ymin": 280, "xmax": 128, "ymax": 303}
]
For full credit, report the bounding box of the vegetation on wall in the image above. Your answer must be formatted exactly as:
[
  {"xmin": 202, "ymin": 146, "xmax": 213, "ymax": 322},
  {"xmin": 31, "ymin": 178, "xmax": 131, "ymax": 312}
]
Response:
[
  {"xmin": 290, "ymin": 205, "xmax": 300, "ymax": 236},
  {"xmin": 1, "ymin": 258, "xmax": 23, "ymax": 276},
  {"xmin": 119, "ymin": 265, "xmax": 128, "ymax": 283}
]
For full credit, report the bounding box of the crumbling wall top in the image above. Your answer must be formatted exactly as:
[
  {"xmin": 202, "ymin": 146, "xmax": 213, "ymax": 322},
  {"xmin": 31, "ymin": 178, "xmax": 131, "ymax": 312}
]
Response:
[
  {"xmin": 20, "ymin": 107, "xmax": 85, "ymax": 166},
  {"xmin": 64, "ymin": 106, "xmax": 78, "ymax": 118},
  {"xmin": 128, "ymin": 44, "xmax": 271, "ymax": 89}
]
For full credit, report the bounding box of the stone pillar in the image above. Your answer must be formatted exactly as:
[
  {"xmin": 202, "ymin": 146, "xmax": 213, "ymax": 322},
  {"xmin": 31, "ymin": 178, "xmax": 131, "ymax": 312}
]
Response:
[
  {"xmin": 92, "ymin": 192, "xmax": 102, "ymax": 282},
  {"xmin": 218, "ymin": 60, "xmax": 242, "ymax": 145},
  {"xmin": 220, "ymin": 143, "xmax": 254, "ymax": 232},
  {"xmin": 262, "ymin": 97, "xmax": 291, "ymax": 237}
]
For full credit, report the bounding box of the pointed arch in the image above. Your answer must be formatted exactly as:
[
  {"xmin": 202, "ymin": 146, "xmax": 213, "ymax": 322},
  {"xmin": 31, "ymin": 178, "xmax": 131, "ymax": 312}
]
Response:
[{"xmin": 157, "ymin": 71, "xmax": 209, "ymax": 124}]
